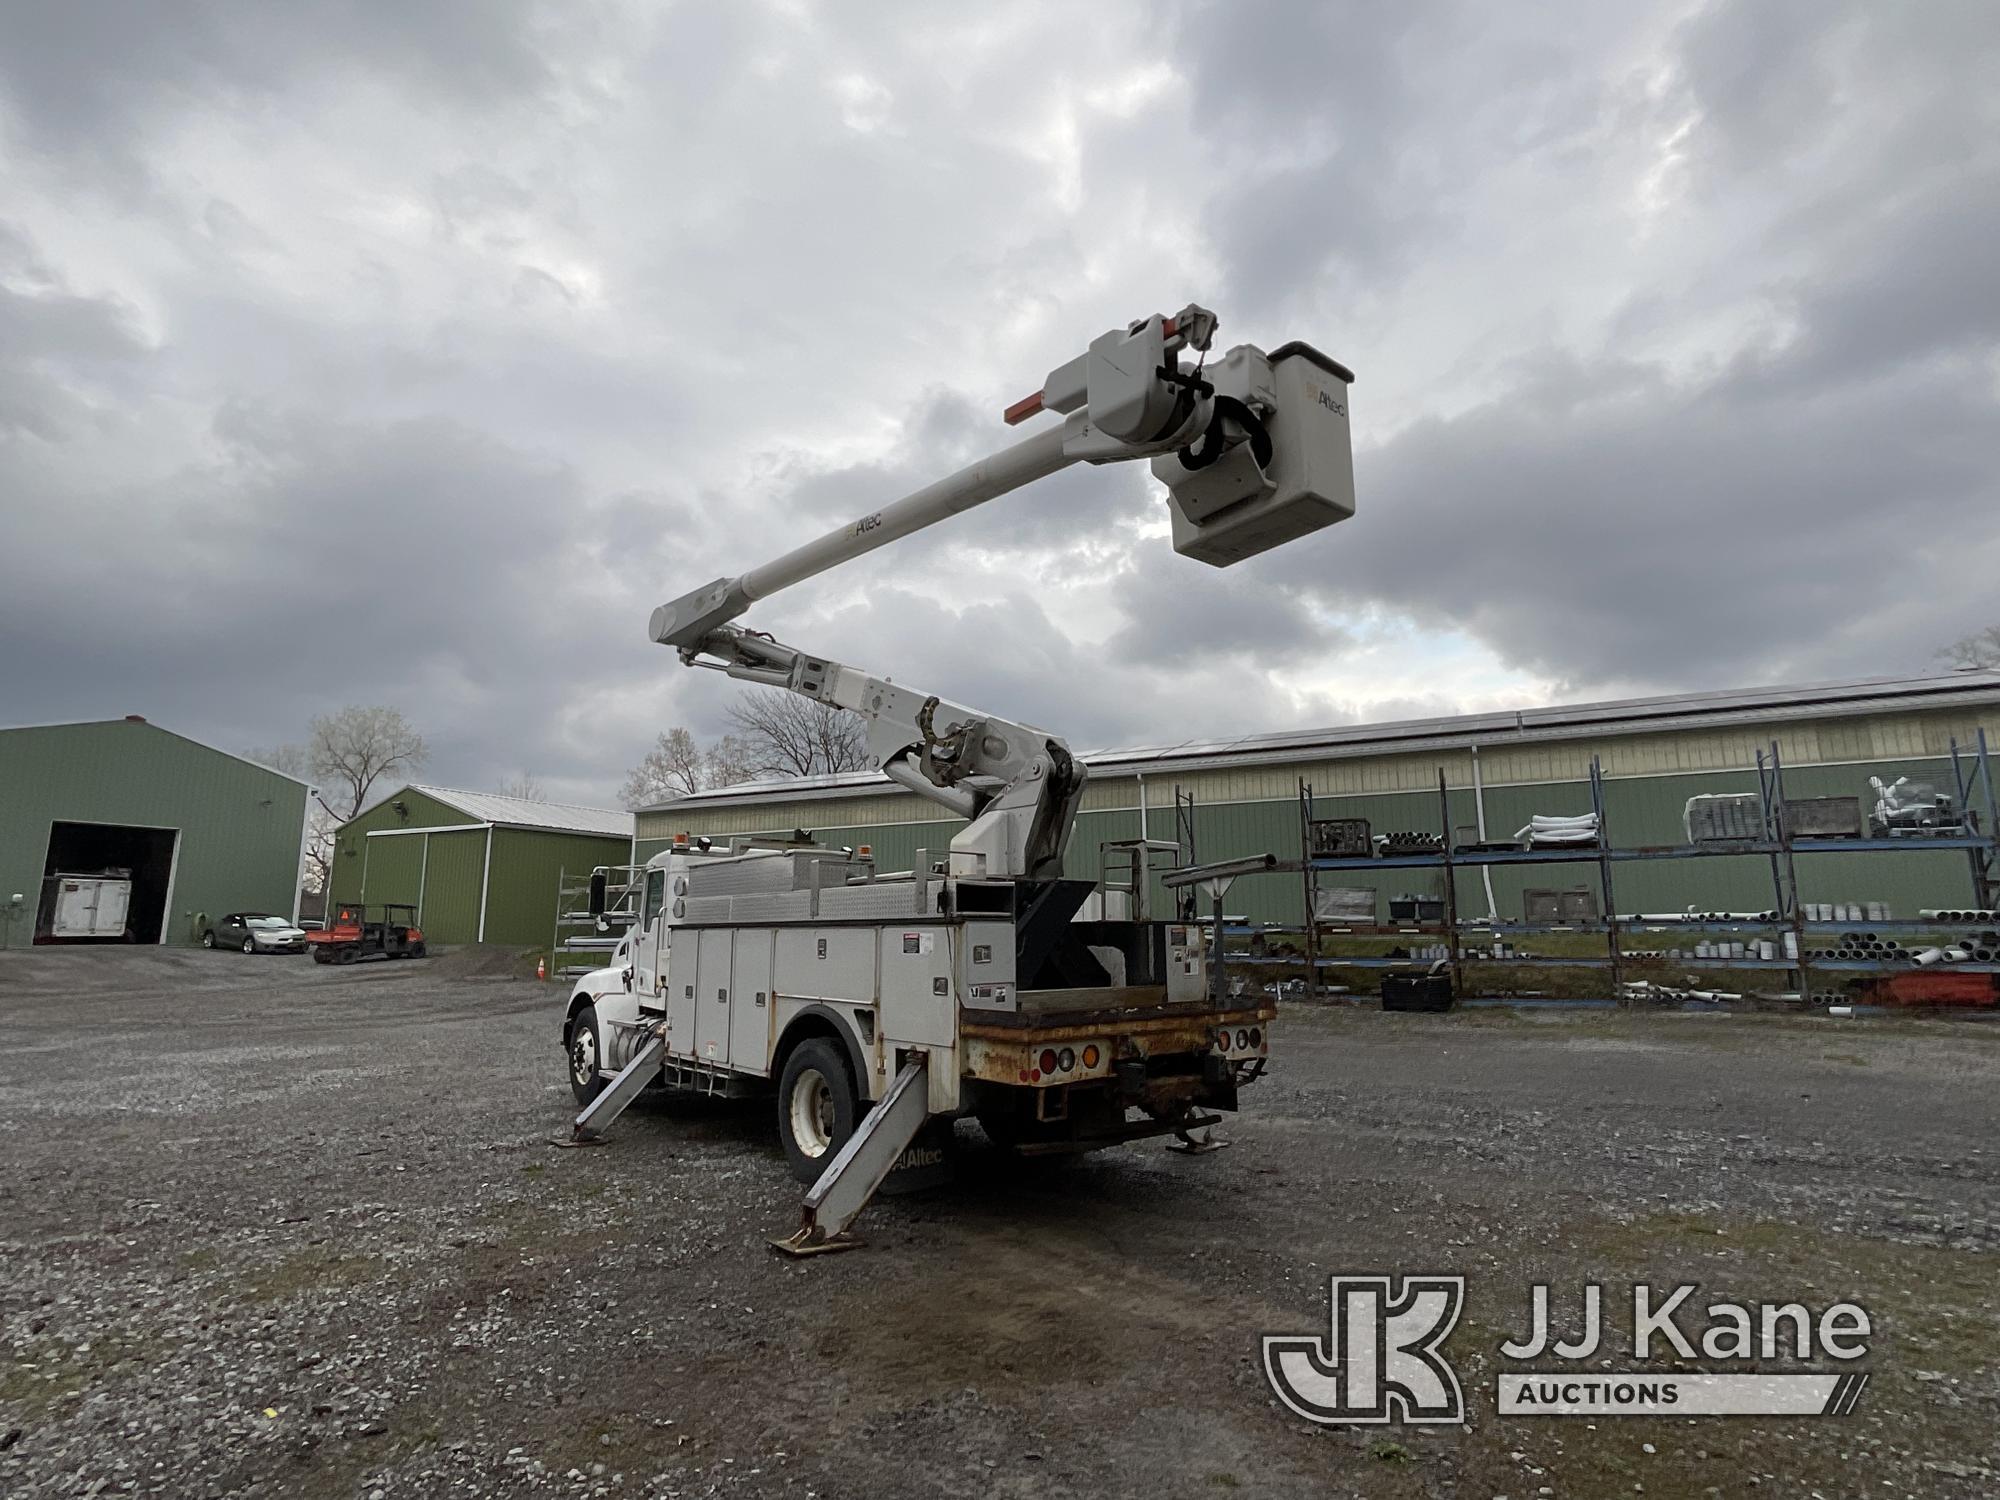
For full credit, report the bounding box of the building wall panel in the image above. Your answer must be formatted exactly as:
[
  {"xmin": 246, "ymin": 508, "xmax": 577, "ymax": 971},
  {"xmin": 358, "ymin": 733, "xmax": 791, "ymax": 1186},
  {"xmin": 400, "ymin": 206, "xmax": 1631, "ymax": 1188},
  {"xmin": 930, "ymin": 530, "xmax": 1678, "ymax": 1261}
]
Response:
[
  {"xmin": 419, "ymin": 829, "xmax": 486, "ymax": 945},
  {"xmin": 481, "ymin": 829, "xmax": 631, "ymax": 948},
  {"xmin": 0, "ymin": 720, "xmax": 308, "ymax": 945}
]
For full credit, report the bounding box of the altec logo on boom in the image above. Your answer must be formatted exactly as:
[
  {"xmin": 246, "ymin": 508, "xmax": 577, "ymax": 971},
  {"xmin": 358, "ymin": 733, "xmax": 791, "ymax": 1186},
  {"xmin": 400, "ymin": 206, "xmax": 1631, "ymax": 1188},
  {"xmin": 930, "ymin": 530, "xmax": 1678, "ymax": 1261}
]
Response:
[{"xmin": 1264, "ymin": 1277, "xmax": 1872, "ymax": 1424}]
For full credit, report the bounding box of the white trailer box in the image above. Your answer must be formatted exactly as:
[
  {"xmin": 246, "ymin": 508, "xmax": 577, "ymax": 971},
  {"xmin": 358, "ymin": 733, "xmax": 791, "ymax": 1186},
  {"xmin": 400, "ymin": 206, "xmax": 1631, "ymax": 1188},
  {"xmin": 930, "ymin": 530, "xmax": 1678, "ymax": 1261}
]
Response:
[{"xmin": 49, "ymin": 875, "xmax": 132, "ymax": 939}]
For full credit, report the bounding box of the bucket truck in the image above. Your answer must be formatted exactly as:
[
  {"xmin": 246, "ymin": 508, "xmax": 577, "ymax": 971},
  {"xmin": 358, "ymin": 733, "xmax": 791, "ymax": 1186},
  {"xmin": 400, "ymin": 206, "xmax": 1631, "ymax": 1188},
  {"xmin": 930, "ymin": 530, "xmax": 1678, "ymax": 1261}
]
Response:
[{"xmin": 560, "ymin": 304, "xmax": 1357, "ymax": 1252}]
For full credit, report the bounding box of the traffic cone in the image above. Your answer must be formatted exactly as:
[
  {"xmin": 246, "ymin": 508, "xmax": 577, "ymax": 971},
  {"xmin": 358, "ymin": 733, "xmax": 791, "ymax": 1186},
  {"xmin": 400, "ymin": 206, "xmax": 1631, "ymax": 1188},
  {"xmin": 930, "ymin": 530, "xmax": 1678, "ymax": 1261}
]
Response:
[{"xmin": 536, "ymin": 956, "xmax": 547, "ymax": 981}]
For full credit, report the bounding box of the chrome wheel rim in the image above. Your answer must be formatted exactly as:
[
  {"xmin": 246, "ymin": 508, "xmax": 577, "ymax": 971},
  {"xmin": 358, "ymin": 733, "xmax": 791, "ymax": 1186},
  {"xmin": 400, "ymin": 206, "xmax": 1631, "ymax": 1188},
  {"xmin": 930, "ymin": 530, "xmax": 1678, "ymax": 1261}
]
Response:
[
  {"xmin": 787, "ymin": 1067, "xmax": 836, "ymax": 1158},
  {"xmin": 570, "ymin": 1026, "xmax": 598, "ymax": 1087}
]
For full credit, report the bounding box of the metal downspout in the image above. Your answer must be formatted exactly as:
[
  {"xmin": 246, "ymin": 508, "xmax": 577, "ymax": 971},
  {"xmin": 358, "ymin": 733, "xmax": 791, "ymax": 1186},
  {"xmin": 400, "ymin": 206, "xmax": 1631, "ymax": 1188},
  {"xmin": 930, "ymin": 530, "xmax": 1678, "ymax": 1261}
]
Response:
[{"xmin": 1471, "ymin": 743, "xmax": 1498, "ymax": 922}]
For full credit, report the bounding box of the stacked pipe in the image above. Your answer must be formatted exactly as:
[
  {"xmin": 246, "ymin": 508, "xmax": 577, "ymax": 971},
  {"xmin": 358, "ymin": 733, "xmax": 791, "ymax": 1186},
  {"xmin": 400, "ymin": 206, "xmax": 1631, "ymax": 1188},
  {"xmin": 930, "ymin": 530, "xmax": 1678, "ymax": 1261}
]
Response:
[
  {"xmin": 1815, "ymin": 934, "xmax": 1907, "ymax": 963},
  {"xmin": 1911, "ymin": 938, "xmax": 1999, "ymax": 965},
  {"xmin": 1516, "ymin": 812, "xmax": 1601, "ymax": 847},
  {"xmin": 1802, "ymin": 902, "xmax": 1892, "ymax": 922},
  {"xmin": 1919, "ymin": 908, "xmax": 2000, "ymax": 923}
]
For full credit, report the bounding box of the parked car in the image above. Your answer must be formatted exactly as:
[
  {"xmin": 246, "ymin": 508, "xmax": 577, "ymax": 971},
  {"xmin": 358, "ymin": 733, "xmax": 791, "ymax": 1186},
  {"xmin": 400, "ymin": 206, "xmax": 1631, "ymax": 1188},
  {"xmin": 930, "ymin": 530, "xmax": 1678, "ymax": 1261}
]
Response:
[{"xmin": 203, "ymin": 913, "xmax": 308, "ymax": 954}]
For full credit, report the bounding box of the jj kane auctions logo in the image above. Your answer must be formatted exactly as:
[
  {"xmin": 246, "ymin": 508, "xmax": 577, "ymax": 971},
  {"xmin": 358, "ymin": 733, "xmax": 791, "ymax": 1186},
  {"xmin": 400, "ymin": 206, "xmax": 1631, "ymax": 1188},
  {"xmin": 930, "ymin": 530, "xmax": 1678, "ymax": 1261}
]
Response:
[{"xmin": 1264, "ymin": 1276, "xmax": 1872, "ymax": 1423}]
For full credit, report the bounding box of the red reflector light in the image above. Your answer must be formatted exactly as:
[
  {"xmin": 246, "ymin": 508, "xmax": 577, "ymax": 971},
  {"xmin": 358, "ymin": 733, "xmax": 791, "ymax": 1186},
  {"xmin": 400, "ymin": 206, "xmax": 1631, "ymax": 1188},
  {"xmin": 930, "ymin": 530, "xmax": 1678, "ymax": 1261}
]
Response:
[
  {"xmin": 1030, "ymin": 1069, "xmax": 1040, "ymax": 1082},
  {"xmin": 1018, "ymin": 1069, "xmax": 1029, "ymax": 1082},
  {"xmin": 1039, "ymin": 1048, "xmax": 1058, "ymax": 1075}
]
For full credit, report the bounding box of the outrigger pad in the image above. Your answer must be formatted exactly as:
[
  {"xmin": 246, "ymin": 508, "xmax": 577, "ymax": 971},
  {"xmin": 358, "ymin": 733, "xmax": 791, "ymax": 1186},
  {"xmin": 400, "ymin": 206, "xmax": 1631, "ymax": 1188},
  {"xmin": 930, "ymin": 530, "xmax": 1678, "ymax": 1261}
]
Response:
[
  {"xmin": 1167, "ymin": 1117, "xmax": 1230, "ymax": 1155},
  {"xmin": 770, "ymin": 1229, "xmax": 864, "ymax": 1258}
]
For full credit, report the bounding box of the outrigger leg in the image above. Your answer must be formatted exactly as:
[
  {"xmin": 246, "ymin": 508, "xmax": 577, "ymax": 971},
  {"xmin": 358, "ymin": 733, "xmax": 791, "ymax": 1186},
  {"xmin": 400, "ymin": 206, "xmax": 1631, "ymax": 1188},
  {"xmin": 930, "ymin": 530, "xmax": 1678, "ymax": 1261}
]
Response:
[
  {"xmin": 562, "ymin": 1030, "xmax": 666, "ymax": 1147},
  {"xmin": 772, "ymin": 1056, "xmax": 930, "ymax": 1257}
]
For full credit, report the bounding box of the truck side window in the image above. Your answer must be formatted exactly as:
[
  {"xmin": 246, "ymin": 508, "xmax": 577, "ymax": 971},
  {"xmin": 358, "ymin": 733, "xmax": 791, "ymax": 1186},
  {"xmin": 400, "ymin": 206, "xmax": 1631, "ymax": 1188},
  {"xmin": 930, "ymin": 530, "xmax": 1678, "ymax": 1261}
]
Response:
[{"xmin": 645, "ymin": 869, "xmax": 666, "ymax": 927}]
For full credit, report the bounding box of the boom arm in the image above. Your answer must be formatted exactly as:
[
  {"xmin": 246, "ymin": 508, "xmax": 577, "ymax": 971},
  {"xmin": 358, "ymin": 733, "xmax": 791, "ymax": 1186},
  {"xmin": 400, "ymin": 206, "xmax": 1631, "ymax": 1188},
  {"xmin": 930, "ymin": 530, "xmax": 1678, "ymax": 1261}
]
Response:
[{"xmin": 649, "ymin": 304, "xmax": 1357, "ymax": 882}]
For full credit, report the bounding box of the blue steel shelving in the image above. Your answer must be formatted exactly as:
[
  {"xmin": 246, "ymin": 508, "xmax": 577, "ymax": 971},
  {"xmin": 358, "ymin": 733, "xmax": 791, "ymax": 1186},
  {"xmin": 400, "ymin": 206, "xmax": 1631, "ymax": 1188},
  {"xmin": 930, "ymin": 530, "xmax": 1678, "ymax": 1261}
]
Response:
[{"xmin": 1259, "ymin": 732, "xmax": 2000, "ymax": 1004}]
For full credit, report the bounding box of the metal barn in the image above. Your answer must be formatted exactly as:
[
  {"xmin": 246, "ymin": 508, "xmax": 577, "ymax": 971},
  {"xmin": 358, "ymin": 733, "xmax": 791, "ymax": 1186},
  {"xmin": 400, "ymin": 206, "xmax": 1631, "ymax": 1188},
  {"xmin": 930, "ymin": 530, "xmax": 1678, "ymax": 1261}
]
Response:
[
  {"xmin": 0, "ymin": 716, "xmax": 312, "ymax": 947},
  {"xmin": 326, "ymin": 785, "xmax": 630, "ymax": 947},
  {"xmin": 635, "ymin": 672, "xmax": 2000, "ymax": 926}
]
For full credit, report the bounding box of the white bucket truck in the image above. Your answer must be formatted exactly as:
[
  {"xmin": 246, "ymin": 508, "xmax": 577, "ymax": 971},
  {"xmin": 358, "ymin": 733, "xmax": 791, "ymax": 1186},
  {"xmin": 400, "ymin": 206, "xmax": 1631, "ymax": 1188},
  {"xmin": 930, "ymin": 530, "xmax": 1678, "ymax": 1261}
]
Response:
[{"xmin": 560, "ymin": 304, "xmax": 1357, "ymax": 1251}]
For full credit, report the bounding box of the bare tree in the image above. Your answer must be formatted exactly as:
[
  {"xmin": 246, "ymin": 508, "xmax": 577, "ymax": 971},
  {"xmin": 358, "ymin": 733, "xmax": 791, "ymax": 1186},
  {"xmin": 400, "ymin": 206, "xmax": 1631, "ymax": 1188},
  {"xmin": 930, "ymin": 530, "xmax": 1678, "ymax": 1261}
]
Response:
[
  {"xmin": 703, "ymin": 733, "xmax": 760, "ymax": 789},
  {"xmin": 1941, "ymin": 625, "xmax": 2000, "ymax": 670},
  {"xmin": 726, "ymin": 690, "xmax": 868, "ymax": 778},
  {"xmin": 621, "ymin": 728, "xmax": 709, "ymax": 808},
  {"xmin": 308, "ymin": 705, "xmax": 429, "ymax": 817},
  {"xmin": 619, "ymin": 724, "xmax": 797, "ymax": 809},
  {"xmin": 498, "ymin": 772, "xmax": 547, "ymax": 802}
]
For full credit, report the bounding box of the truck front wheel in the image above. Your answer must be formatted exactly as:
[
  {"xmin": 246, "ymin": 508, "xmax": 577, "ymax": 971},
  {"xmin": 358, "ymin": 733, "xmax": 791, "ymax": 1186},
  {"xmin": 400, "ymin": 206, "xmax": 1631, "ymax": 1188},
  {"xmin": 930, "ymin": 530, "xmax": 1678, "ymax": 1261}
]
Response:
[
  {"xmin": 568, "ymin": 1003, "xmax": 607, "ymax": 1107},
  {"xmin": 777, "ymin": 1038, "xmax": 858, "ymax": 1184}
]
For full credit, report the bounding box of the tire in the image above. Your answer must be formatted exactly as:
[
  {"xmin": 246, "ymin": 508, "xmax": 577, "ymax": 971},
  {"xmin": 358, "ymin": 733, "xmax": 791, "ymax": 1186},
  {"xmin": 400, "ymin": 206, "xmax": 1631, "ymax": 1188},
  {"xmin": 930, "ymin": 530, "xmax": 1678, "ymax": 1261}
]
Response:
[
  {"xmin": 201, "ymin": 930, "xmax": 215, "ymax": 949},
  {"xmin": 568, "ymin": 1003, "xmax": 607, "ymax": 1107},
  {"xmin": 242, "ymin": 937, "xmax": 256, "ymax": 954},
  {"xmin": 410, "ymin": 943, "xmax": 427, "ymax": 959},
  {"xmin": 776, "ymin": 1038, "xmax": 860, "ymax": 1184}
]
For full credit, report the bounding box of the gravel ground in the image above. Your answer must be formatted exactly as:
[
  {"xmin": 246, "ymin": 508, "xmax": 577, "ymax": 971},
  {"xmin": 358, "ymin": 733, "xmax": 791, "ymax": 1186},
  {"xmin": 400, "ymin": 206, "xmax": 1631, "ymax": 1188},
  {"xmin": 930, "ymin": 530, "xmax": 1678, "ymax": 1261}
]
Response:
[{"xmin": 2, "ymin": 949, "xmax": 1997, "ymax": 1498}]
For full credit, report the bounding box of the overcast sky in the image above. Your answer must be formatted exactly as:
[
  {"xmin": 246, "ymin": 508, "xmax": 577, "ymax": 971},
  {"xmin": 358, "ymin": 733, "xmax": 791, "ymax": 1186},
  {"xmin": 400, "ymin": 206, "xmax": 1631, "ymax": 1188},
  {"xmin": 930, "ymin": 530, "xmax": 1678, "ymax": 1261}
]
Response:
[{"xmin": 3, "ymin": 1, "xmax": 1996, "ymax": 807}]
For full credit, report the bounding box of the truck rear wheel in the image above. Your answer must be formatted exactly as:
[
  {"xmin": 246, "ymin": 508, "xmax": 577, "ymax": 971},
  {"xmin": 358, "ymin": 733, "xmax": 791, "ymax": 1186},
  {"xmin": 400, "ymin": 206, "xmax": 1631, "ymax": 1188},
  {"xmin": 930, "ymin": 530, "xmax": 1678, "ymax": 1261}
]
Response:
[
  {"xmin": 777, "ymin": 1038, "xmax": 858, "ymax": 1184},
  {"xmin": 568, "ymin": 1003, "xmax": 607, "ymax": 1107}
]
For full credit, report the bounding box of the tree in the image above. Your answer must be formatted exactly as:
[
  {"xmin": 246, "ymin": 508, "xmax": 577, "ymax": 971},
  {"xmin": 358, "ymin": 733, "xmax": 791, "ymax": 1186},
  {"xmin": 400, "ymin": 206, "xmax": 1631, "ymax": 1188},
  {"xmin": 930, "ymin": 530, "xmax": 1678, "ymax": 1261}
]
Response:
[
  {"xmin": 620, "ymin": 728, "xmax": 763, "ymax": 809},
  {"xmin": 498, "ymin": 772, "xmax": 547, "ymax": 802},
  {"xmin": 308, "ymin": 705, "xmax": 429, "ymax": 816},
  {"xmin": 247, "ymin": 707, "xmax": 427, "ymax": 896},
  {"xmin": 704, "ymin": 733, "xmax": 760, "ymax": 789},
  {"xmin": 1940, "ymin": 625, "xmax": 2000, "ymax": 670},
  {"xmin": 727, "ymin": 690, "xmax": 868, "ymax": 778}
]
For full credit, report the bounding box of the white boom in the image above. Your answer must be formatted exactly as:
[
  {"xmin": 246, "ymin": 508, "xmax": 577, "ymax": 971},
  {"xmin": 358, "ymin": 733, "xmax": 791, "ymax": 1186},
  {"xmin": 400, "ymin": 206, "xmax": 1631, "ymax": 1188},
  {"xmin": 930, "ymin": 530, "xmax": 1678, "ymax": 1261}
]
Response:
[{"xmin": 648, "ymin": 304, "xmax": 1356, "ymax": 881}]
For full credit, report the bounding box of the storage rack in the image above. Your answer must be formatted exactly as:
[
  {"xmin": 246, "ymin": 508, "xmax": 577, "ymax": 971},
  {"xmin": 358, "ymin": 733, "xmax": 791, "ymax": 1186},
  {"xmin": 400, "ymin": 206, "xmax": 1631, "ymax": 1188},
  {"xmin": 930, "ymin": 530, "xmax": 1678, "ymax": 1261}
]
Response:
[
  {"xmin": 1226, "ymin": 731, "xmax": 2000, "ymax": 1006},
  {"xmin": 551, "ymin": 862, "xmax": 645, "ymax": 979}
]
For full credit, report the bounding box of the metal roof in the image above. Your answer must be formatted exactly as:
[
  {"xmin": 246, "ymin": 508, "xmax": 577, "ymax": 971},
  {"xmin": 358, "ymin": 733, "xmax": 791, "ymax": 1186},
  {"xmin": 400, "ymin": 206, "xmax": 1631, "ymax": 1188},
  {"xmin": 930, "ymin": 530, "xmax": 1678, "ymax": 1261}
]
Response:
[
  {"xmin": 408, "ymin": 785, "xmax": 632, "ymax": 838},
  {"xmin": 642, "ymin": 668, "xmax": 2000, "ymax": 813}
]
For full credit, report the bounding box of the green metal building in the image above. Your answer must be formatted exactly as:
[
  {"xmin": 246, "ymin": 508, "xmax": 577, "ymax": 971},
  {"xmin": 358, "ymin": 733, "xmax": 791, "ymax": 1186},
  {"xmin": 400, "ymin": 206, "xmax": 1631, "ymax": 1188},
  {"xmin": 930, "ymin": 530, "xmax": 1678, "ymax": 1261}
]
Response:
[
  {"xmin": 0, "ymin": 716, "xmax": 312, "ymax": 946},
  {"xmin": 326, "ymin": 785, "xmax": 630, "ymax": 947},
  {"xmin": 635, "ymin": 672, "xmax": 2000, "ymax": 925}
]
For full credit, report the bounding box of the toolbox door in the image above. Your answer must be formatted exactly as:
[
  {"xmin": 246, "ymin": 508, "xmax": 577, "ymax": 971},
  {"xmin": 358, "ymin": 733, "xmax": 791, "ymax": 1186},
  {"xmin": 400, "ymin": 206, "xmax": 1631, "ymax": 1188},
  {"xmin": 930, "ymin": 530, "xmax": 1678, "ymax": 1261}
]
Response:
[{"xmin": 694, "ymin": 926, "xmax": 733, "ymax": 1066}]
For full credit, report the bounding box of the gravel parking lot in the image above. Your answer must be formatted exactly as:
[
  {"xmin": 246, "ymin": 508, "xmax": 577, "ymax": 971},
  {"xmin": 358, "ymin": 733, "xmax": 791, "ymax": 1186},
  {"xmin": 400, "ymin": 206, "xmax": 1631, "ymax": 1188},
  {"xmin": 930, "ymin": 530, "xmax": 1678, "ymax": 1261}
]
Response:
[{"xmin": 3, "ymin": 949, "xmax": 1997, "ymax": 1498}]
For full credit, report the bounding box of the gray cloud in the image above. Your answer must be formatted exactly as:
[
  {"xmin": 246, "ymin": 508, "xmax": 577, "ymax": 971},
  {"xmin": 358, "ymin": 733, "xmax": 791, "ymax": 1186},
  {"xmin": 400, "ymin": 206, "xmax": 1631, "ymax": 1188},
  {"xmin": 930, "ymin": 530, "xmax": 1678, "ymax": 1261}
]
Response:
[{"xmin": 2, "ymin": 0, "xmax": 1996, "ymax": 806}]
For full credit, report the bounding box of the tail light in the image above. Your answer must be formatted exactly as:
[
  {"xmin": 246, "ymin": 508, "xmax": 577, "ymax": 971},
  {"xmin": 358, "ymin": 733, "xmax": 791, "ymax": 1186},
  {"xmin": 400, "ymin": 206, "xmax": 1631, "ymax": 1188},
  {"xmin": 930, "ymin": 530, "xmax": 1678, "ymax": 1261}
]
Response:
[
  {"xmin": 1039, "ymin": 1048, "xmax": 1059, "ymax": 1075},
  {"xmin": 1081, "ymin": 1044, "xmax": 1100, "ymax": 1069},
  {"xmin": 1057, "ymin": 1047, "xmax": 1075, "ymax": 1072}
]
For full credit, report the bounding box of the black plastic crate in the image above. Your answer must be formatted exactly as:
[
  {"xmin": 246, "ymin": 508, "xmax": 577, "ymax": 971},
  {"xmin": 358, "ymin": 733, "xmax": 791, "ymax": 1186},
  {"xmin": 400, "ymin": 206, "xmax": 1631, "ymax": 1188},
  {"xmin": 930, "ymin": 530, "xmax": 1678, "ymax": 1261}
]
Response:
[{"xmin": 1382, "ymin": 972, "xmax": 1454, "ymax": 1012}]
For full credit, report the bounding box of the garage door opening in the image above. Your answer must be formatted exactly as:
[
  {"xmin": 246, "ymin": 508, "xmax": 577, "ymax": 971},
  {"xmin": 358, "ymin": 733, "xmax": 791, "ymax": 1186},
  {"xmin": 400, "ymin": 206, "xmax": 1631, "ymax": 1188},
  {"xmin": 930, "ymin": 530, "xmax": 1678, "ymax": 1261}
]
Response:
[{"xmin": 40, "ymin": 821, "xmax": 178, "ymax": 944}]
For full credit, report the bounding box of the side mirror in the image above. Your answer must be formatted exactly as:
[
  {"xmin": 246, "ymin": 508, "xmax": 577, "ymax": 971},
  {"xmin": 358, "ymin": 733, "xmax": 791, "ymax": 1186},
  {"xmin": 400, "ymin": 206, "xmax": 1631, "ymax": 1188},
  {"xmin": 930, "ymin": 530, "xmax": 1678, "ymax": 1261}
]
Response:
[{"xmin": 588, "ymin": 871, "xmax": 608, "ymax": 918}]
